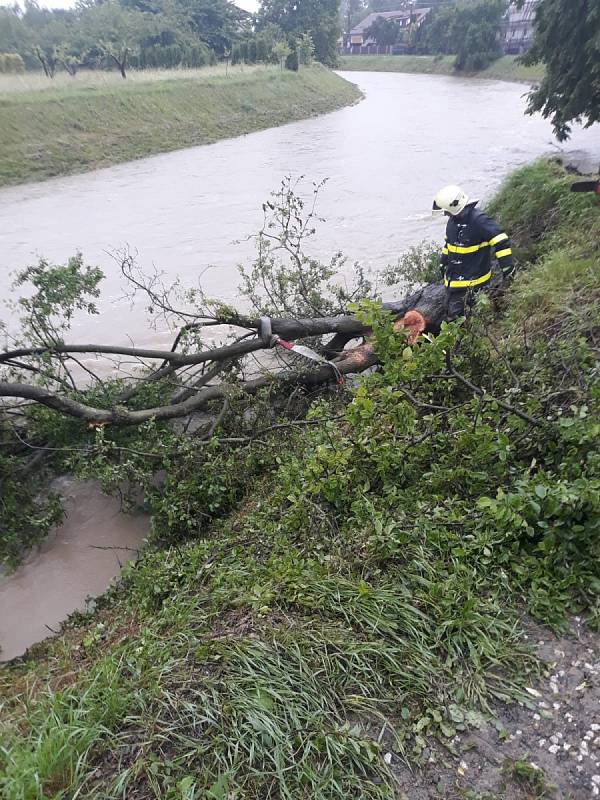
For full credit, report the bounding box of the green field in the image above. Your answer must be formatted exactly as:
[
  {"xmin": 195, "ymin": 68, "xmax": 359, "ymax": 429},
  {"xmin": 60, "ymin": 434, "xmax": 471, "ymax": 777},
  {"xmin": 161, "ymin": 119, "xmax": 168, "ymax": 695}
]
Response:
[
  {"xmin": 338, "ymin": 54, "xmax": 545, "ymax": 83},
  {"xmin": 0, "ymin": 65, "xmax": 361, "ymax": 186}
]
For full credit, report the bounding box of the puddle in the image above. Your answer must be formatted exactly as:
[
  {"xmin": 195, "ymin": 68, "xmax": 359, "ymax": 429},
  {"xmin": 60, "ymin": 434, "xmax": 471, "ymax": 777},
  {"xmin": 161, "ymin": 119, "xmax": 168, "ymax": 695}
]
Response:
[{"xmin": 0, "ymin": 477, "xmax": 149, "ymax": 662}]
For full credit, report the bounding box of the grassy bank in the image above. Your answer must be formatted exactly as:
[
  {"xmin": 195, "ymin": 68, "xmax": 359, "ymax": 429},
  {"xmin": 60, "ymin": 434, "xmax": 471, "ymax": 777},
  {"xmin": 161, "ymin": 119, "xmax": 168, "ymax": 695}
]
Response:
[
  {"xmin": 339, "ymin": 54, "xmax": 545, "ymax": 83},
  {"xmin": 1, "ymin": 160, "xmax": 599, "ymax": 799},
  {"xmin": 0, "ymin": 65, "xmax": 360, "ymax": 186}
]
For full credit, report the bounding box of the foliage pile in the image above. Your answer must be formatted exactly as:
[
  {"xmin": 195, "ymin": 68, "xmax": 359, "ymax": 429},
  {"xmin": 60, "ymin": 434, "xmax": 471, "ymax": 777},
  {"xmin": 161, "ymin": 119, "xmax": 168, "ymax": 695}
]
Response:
[{"xmin": 1, "ymin": 159, "xmax": 599, "ymax": 798}]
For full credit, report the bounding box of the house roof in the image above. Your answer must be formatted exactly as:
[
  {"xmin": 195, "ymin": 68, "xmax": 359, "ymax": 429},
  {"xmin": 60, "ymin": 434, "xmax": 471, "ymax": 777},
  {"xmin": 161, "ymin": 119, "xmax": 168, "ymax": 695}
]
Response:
[{"xmin": 350, "ymin": 8, "xmax": 430, "ymax": 35}]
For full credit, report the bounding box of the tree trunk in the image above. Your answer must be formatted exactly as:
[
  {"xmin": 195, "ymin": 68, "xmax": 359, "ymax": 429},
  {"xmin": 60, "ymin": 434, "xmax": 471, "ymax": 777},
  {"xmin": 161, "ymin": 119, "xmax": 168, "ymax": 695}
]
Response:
[
  {"xmin": 35, "ymin": 48, "xmax": 55, "ymax": 79},
  {"xmin": 330, "ymin": 283, "xmax": 447, "ymax": 373},
  {"xmin": 110, "ymin": 51, "xmax": 128, "ymax": 79},
  {"xmin": 321, "ymin": 283, "xmax": 447, "ymax": 358},
  {"xmin": 60, "ymin": 60, "xmax": 77, "ymax": 77}
]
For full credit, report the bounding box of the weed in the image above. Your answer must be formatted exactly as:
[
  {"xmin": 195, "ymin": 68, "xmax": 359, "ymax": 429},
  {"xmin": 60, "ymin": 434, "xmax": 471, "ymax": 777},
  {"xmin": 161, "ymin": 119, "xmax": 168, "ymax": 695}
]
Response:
[{"xmin": 504, "ymin": 757, "xmax": 556, "ymax": 798}]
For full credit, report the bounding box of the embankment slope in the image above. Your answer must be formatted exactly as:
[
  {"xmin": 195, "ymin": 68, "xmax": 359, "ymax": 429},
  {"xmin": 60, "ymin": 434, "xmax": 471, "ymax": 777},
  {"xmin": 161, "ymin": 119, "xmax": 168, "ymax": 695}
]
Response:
[
  {"xmin": 339, "ymin": 54, "xmax": 544, "ymax": 83},
  {"xmin": 0, "ymin": 65, "xmax": 361, "ymax": 186},
  {"xmin": 1, "ymin": 159, "xmax": 599, "ymax": 800}
]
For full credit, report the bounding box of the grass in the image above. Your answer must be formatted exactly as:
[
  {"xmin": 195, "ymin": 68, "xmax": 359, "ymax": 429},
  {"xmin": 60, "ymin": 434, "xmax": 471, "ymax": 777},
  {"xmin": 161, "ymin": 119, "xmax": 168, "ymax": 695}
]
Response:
[
  {"xmin": 338, "ymin": 54, "xmax": 545, "ymax": 83},
  {"xmin": 0, "ymin": 159, "xmax": 599, "ymax": 799},
  {"xmin": 0, "ymin": 64, "xmax": 361, "ymax": 186},
  {"xmin": 0, "ymin": 64, "xmax": 257, "ymax": 94},
  {"xmin": 504, "ymin": 758, "xmax": 556, "ymax": 798},
  {"xmin": 487, "ymin": 159, "xmax": 600, "ymax": 334}
]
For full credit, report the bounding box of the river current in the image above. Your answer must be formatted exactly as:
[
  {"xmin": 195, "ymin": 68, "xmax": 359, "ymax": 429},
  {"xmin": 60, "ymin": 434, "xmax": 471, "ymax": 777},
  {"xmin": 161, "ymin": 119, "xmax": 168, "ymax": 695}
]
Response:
[{"xmin": 1, "ymin": 70, "xmax": 599, "ymax": 351}]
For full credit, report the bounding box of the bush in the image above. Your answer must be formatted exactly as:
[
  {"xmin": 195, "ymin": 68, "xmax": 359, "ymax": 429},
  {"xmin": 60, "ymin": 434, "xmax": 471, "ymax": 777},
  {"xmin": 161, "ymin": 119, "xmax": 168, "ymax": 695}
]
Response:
[
  {"xmin": 297, "ymin": 32, "xmax": 315, "ymax": 66},
  {"xmin": 285, "ymin": 47, "xmax": 299, "ymax": 71},
  {"xmin": 135, "ymin": 42, "xmax": 215, "ymax": 70},
  {"xmin": 0, "ymin": 52, "xmax": 25, "ymax": 73},
  {"xmin": 0, "ymin": 452, "xmax": 63, "ymax": 569}
]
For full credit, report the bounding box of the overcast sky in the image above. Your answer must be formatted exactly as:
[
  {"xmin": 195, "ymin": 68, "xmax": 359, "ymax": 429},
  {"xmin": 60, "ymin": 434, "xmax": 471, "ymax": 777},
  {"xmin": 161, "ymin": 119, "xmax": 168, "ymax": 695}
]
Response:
[{"xmin": 0, "ymin": 0, "xmax": 260, "ymax": 12}]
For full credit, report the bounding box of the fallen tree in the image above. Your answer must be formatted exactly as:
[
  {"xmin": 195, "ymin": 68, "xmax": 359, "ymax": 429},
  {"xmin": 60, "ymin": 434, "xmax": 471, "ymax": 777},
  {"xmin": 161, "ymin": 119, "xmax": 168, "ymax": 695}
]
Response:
[
  {"xmin": 1, "ymin": 176, "xmax": 454, "ymax": 431},
  {"xmin": 0, "ymin": 283, "xmax": 448, "ymax": 426}
]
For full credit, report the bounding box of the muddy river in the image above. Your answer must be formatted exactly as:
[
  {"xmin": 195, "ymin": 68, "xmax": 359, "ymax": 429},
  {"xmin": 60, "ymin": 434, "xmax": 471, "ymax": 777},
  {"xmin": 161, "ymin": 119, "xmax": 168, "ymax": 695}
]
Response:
[
  {"xmin": 0, "ymin": 478, "xmax": 148, "ymax": 662},
  {"xmin": 1, "ymin": 71, "xmax": 599, "ymax": 351}
]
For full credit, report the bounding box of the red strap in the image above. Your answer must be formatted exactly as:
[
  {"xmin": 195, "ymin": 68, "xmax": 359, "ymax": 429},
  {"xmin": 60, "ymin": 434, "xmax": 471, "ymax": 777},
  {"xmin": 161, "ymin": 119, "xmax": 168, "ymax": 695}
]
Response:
[{"xmin": 276, "ymin": 339, "xmax": 294, "ymax": 351}]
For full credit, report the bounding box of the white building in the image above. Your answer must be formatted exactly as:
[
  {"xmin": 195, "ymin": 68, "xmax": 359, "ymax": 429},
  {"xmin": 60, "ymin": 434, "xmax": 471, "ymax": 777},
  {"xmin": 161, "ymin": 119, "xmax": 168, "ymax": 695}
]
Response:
[{"xmin": 503, "ymin": 1, "xmax": 539, "ymax": 54}]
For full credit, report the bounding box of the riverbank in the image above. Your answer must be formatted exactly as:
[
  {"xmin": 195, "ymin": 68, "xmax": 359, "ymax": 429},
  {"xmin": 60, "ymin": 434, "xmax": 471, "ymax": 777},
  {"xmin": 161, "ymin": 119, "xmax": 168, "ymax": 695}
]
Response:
[
  {"xmin": 1, "ymin": 159, "xmax": 599, "ymax": 799},
  {"xmin": 338, "ymin": 54, "xmax": 545, "ymax": 83},
  {"xmin": 0, "ymin": 65, "xmax": 361, "ymax": 186}
]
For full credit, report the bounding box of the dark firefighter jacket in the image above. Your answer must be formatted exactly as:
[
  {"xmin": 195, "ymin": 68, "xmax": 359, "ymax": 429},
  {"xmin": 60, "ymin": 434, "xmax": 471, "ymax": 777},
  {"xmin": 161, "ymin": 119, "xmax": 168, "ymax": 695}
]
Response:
[{"xmin": 441, "ymin": 202, "xmax": 514, "ymax": 290}]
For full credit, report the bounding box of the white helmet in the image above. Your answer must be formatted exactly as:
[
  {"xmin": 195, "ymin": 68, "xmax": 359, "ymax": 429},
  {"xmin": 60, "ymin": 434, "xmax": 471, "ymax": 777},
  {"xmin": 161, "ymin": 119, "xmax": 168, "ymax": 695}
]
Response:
[{"xmin": 433, "ymin": 185, "xmax": 469, "ymax": 216}]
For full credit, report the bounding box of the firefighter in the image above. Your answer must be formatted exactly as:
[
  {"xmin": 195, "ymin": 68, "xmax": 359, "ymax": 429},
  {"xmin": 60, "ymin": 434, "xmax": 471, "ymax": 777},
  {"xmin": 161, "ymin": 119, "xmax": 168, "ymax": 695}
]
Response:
[{"xmin": 433, "ymin": 185, "xmax": 515, "ymax": 319}]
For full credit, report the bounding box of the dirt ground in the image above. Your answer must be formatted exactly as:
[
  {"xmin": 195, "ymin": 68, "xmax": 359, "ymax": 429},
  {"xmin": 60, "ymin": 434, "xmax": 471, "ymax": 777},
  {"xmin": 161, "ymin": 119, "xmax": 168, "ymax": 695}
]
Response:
[{"xmin": 390, "ymin": 619, "xmax": 600, "ymax": 799}]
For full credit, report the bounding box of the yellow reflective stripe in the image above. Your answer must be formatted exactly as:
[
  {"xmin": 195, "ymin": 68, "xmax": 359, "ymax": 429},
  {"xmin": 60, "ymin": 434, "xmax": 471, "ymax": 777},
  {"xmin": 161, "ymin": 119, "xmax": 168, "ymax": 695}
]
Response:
[
  {"xmin": 490, "ymin": 232, "xmax": 508, "ymax": 246},
  {"xmin": 442, "ymin": 246, "xmax": 449, "ymax": 255},
  {"xmin": 495, "ymin": 248, "xmax": 512, "ymax": 259},
  {"xmin": 447, "ymin": 241, "xmax": 489, "ymax": 254},
  {"xmin": 444, "ymin": 271, "xmax": 492, "ymax": 288}
]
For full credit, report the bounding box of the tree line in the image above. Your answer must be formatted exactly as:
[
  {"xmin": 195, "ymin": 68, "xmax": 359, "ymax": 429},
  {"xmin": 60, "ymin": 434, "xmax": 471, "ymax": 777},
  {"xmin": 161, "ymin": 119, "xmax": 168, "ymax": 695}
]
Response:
[
  {"xmin": 342, "ymin": 0, "xmax": 508, "ymax": 71},
  {"xmin": 0, "ymin": 0, "xmax": 342, "ymax": 78},
  {"xmin": 414, "ymin": 0, "xmax": 508, "ymax": 71}
]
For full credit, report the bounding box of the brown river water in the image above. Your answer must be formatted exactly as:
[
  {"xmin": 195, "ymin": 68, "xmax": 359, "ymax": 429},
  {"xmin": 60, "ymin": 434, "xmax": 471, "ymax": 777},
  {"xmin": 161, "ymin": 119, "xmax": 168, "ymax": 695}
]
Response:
[
  {"xmin": 1, "ymin": 71, "xmax": 599, "ymax": 661},
  {"xmin": 0, "ymin": 478, "xmax": 148, "ymax": 662}
]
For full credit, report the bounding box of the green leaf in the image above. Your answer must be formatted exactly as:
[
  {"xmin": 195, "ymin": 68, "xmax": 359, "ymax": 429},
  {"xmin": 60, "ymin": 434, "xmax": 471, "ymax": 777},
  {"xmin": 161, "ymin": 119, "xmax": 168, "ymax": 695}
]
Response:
[
  {"xmin": 440, "ymin": 722, "xmax": 456, "ymax": 738},
  {"xmin": 207, "ymin": 774, "xmax": 229, "ymax": 800},
  {"xmin": 178, "ymin": 776, "xmax": 196, "ymax": 800},
  {"xmin": 414, "ymin": 716, "xmax": 430, "ymax": 733}
]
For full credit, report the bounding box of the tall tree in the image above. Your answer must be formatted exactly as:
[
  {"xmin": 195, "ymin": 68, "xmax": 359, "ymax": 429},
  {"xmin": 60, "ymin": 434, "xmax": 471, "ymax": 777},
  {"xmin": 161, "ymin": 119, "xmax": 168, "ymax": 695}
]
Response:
[
  {"xmin": 170, "ymin": 0, "xmax": 250, "ymax": 55},
  {"xmin": 364, "ymin": 15, "xmax": 399, "ymax": 51},
  {"xmin": 78, "ymin": 2, "xmax": 159, "ymax": 77},
  {"xmin": 522, "ymin": 0, "xmax": 600, "ymax": 141},
  {"xmin": 454, "ymin": 0, "xmax": 505, "ymax": 71},
  {"xmin": 340, "ymin": 0, "xmax": 366, "ymax": 33},
  {"xmin": 257, "ymin": 0, "xmax": 341, "ymax": 67},
  {"xmin": 416, "ymin": 0, "xmax": 506, "ymax": 71},
  {"xmin": 0, "ymin": 6, "xmax": 31, "ymax": 59}
]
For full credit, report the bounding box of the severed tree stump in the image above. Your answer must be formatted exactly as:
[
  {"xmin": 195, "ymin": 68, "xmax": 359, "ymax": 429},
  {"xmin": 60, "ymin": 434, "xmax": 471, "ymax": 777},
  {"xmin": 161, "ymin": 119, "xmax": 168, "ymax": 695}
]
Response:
[{"xmin": 326, "ymin": 284, "xmax": 448, "ymax": 372}]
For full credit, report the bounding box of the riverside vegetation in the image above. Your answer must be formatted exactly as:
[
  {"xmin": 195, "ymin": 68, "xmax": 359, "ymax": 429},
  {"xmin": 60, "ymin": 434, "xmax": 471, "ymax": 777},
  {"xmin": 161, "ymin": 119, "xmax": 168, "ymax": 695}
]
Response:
[
  {"xmin": 0, "ymin": 159, "xmax": 599, "ymax": 798},
  {"xmin": 338, "ymin": 54, "xmax": 545, "ymax": 84},
  {"xmin": 0, "ymin": 65, "xmax": 360, "ymax": 186}
]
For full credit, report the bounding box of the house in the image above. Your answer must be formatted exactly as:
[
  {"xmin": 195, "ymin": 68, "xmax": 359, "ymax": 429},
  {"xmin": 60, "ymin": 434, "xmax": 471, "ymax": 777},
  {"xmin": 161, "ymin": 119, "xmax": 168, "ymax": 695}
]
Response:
[
  {"xmin": 343, "ymin": 7, "xmax": 431, "ymax": 54},
  {"xmin": 502, "ymin": 0, "xmax": 539, "ymax": 54}
]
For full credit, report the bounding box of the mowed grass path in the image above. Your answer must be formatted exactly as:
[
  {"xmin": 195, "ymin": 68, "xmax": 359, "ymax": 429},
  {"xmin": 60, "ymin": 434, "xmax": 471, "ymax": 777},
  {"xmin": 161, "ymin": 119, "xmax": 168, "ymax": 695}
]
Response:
[
  {"xmin": 0, "ymin": 65, "xmax": 361, "ymax": 186},
  {"xmin": 339, "ymin": 54, "xmax": 544, "ymax": 83}
]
